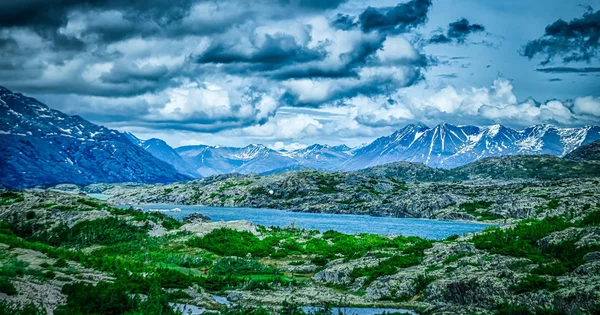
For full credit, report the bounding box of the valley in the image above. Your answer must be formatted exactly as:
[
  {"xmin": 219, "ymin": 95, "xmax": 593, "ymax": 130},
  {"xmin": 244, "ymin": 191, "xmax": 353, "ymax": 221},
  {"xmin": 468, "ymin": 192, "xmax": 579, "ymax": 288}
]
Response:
[{"xmin": 0, "ymin": 188, "xmax": 598, "ymax": 314}]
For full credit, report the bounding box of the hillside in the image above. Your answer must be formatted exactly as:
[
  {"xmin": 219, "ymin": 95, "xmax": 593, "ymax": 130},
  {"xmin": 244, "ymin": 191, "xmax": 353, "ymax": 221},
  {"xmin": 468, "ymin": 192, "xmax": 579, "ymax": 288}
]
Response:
[
  {"xmin": 0, "ymin": 190, "xmax": 598, "ymax": 314},
  {"xmin": 103, "ymin": 155, "xmax": 600, "ymax": 221},
  {"xmin": 564, "ymin": 140, "xmax": 600, "ymax": 163},
  {"xmin": 0, "ymin": 86, "xmax": 189, "ymax": 188}
]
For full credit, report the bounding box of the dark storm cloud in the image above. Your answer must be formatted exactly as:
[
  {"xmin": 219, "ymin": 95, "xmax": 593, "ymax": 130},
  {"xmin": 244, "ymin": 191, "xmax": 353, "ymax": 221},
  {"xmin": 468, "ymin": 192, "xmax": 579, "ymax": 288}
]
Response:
[
  {"xmin": 536, "ymin": 67, "xmax": 600, "ymax": 73},
  {"xmin": 447, "ymin": 19, "xmax": 485, "ymax": 42},
  {"xmin": 331, "ymin": 14, "xmax": 358, "ymax": 30},
  {"xmin": 99, "ymin": 62, "xmax": 172, "ymax": 84},
  {"xmin": 289, "ymin": 0, "xmax": 348, "ymax": 10},
  {"xmin": 197, "ymin": 33, "xmax": 327, "ymax": 66},
  {"xmin": 271, "ymin": 34, "xmax": 387, "ymax": 80},
  {"xmin": 0, "ymin": 0, "xmax": 436, "ymax": 135},
  {"xmin": 522, "ymin": 8, "xmax": 600, "ymax": 65},
  {"xmin": 429, "ymin": 34, "xmax": 451, "ymax": 44},
  {"xmin": 0, "ymin": 0, "xmax": 193, "ymax": 34},
  {"xmin": 280, "ymin": 67, "xmax": 424, "ymax": 107},
  {"xmin": 358, "ymin": 0, "xmax": 432, "ymax": 33},
  {"xmin": 429, "ymin": 18, "xmax": 485, "ymax": 45}
]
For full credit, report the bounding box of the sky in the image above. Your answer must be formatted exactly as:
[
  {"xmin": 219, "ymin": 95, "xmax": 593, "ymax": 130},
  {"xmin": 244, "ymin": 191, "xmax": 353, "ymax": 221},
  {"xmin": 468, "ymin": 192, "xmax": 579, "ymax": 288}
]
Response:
[{"xmin": 1, "ymin": 0, "xmax": 599, "ymax": 149}]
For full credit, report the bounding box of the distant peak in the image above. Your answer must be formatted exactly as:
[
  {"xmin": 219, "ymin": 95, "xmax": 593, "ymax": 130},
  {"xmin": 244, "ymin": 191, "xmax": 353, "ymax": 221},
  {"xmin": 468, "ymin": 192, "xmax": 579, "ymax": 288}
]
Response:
[
  {"xmin": 243, "ymin": 144, "xmax": 268, "ymax": 150},
  {"xmin": 406, "ymin": 122, "xmax": 429, "ymax": 130},
  {"xmin": 306, "ymin": 144, "xmax": 329, "ymax": 150},
  {"xmin": 485, "ymin": 124, "xmax": 504, "ymax": 137},
  {"xmin": 434, "ymin": 122, "xmax": 459, "ymax": 130},
  {"xmin": 332, "ymin": 144, "xmax": 351, "ymax": 151}
]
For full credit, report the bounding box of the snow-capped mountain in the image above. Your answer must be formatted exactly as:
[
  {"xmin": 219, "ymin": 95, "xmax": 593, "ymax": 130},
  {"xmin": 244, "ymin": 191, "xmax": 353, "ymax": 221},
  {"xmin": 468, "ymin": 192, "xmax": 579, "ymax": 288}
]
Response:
[
  {"xmin": 175, "ymin": 144, "xmax": 297, "ymax": 177},
  {"xmin": 283, "ymin": 144, "xmax": 353, "ymax": 170},
  {"xmin": 0, "ymin": 86, "xmax": 189, "ymax": 188},
  {"xmin": 125, "ymin": 133, "xmax": 200, "ymax": 178},
  {"xmin": 339, "ymin": 123, "xmax": 600, "ymax": 170},
  {"xmin": 174, "ymin": 143, "xmax": 355, "ymax": 177},
  {"xmin": 158, "ymin": 123, "xmax": 600, "ymax": 176}
]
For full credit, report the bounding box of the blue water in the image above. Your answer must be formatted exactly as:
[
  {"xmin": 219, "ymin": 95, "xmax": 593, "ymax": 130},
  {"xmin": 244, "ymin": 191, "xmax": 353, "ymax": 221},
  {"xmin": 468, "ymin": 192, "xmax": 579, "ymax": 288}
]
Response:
[
  {"xmin": 301, "ymin": 306, "xmax": 415, "ymax": 315},
  {"xmin": 88, "ymin": 193, "xmax": 111, "ymax": 200},
  {"xmin": 134, "ymin": 204, "xmax": 491, "ymax": 239}
]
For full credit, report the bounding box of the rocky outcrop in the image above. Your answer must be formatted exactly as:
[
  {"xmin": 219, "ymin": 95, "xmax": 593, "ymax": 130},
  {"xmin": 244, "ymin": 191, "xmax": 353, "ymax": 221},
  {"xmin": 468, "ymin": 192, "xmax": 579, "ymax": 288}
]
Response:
[
  {"xmin": 365, "ymin": 267, "xmax": 426, "ymax": 300},
  {"xmin": 312, "ymin": 257, "xmax": 383, "ymax": 285},
  {"xmin": 182, "ymin": 213, "xmax": 212, "ymax": 224},
  {"xmin": 180, "ymin": 220, "xmax": 258, "ymax": 237}
]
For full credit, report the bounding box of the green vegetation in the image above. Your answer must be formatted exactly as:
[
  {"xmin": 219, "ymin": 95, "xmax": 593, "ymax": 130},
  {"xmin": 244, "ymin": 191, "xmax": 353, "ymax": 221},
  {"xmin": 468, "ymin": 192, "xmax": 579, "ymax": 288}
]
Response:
[
  {"xmin": 0, "ymin": 192, "xmax": 24, "ymax": 206},
  {"xmin": 350, "ymin": 255, "xmax": 421, "ymax": 284},
  {"xmin": 0, "ymin": 277, "xmax": 17, "ymax": 295},
  {"xmin": 34, "ymin": 217, "xmax": 149, "ymax": 248},
  {"xmin": 314, "ymin": 173, "xmax": 340, "ymax": 194},
  {"xmin": 472, "ymin": 210, "xmax": 600, "ymax": 273},
  {"xmin": 55, "ymin": 281, "xmax": 181, "ymax": 315},
  {"xmin": 459, "ymin": 201, "xmax": 499, "ymax": 220},
  {"xmin": 511, "ymin": 274, "xmax": 559, "ymax": 293},
  {"xmin": 0, "ymin": 301, "xmax": 46, "ymax": 315},
  {"xmin": 187, "ymin": 228, "xmax": 433, "ymax": 264},
  {"xmin": 1, "ymin": 190, "xmax": 599, "ymax": 314},
  {"xmin": 218, "ymin": 180, "xmax": 253, "ymax": 192},
  {"xmin": 495, "ymin": 303, "xmax": 563, "ymax": 315},
  {"xmin": 443, "ymin": 252, "xmax": 471, "ymax": 264},
  {"xmin": 76, "ymin": 198, "xmax": 105, "ymax": 209}
]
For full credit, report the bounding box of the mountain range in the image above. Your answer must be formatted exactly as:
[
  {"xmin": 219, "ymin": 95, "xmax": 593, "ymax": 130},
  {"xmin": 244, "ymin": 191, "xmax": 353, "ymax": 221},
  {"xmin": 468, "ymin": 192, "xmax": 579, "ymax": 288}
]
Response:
[
  {"xmin": 1, "ymin": 85, "xmax": 599, "ymax": 187},
  {"xmin": 144, "ymin": 123, "xmax": 600, "ymax": 176}
]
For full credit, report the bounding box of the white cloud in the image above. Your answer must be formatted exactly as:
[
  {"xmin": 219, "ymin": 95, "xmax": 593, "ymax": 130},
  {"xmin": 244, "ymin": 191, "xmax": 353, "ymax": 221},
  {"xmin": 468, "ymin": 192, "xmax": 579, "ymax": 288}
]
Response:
[
  {"xmin": 352, "ymin": 78, "xmax": 598, "ymax": 128},
  {"xmin": 572, "ymin": 96, "xmax": 600, "ymax": 118},
  {"xmin": 241, "ymin": 114, "xmax": 324, "ymax": 139}
]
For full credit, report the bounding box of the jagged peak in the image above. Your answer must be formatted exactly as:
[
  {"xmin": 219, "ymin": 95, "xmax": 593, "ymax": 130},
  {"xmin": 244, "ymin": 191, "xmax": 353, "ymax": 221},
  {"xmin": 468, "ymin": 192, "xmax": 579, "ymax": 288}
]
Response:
[
  {"xmin": 304, "ymin": 144, "xmax": 330, "ymax": 150},
  {"xmin": 332, "ymin": 144, "xmax": 351, "ymax": 151},
  {"xmin": 243, "ymin": 143, "xmax": 268, "ymax": 150}
]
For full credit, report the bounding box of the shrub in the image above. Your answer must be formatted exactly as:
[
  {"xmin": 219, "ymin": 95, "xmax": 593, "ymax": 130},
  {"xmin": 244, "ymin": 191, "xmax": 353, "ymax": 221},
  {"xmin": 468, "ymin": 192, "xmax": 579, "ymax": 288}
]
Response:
[
  {"xmin": 0, "ymin": 277, "xmax": 17, "ymax": 296},
  {"xmin": 0, "ymin": 192, "xmax": 24, "ymax": 206},
  {"xmin": 350, "ymin": 255, "xmax": 421, "ymax": 283},
  {"xmin": 76, "ymin": 198, "xmax": 105, "ymax": 209},
  {"xmin": 55, "ymin": 281, "xmax": 180, "ymax": 315},
  {"xmin": 511, "ymin": 274, "xmax": 559, "ymax": 294},
  {"xmin": 53, "ymin": 258, "xmax": 68, "ymax": 268},
  {"xmin": 532, "ymin": 262, "xmax": 568, "ymax": 276},
  {"xmin": 167, "ymin": 290, "xmax": 192, "ymax": 300},
  {"xmin": 186, "ymin": 228, "xmax": 267, "ymax": 257},
  {"xmin": 212, "ymin": 257, "xmax": 274, "ymax": 276},
  {"xmin": 0, "ymin": 301, "xmax": 46, "ymax": 315},
  {"xmin": 414, "ymin": 274, "xmax": 435, "ymax": 294},
  {"xmin": 35, "ymin": 217, "xmax": 148, "ymax": 247},
  {"xmin": 155, "ymin": 268, "xmax": 195, "ymax": 289},
  {"xmin": 443, "ymin": 253, "xmax": 469, "ymax": 264},
  {"xmin": 43, "ymin": 271, "xmax": 56, "ymax": 279}
]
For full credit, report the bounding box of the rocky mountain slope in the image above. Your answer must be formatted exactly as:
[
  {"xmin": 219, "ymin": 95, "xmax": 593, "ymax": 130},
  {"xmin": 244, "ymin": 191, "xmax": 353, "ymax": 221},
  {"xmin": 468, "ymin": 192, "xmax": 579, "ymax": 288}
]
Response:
[
  {"xmin": 340, "ymin": 123, "xmax": 600, "ymax": 170},
  {"xmin": 124, "ymin": 132, "xmax": 200, "ymax": 178},
  {"xmin": 564, "ymin": 140, "xmax": 600, "ymax": 163},
  {"xmin": 0, "ymin": 86, "xmax": 189, "ymax": 188}
]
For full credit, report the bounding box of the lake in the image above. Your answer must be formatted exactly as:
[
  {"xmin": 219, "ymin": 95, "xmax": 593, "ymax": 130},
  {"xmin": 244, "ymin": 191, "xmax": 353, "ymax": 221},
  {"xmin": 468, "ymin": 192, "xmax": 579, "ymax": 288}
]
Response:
[{"xmin": 132, "ymin": 204, "xmax": 491, "ymax": 239}]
